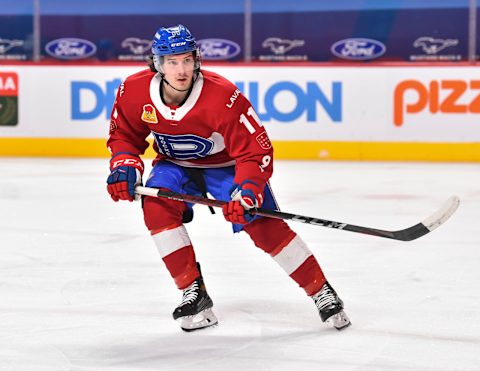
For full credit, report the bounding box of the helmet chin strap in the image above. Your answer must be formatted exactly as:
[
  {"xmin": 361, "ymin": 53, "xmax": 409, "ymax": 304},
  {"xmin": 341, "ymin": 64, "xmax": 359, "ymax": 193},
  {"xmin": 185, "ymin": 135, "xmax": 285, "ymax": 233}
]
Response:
[{"xmin": 161, "ymin": 77, "xmax": 191, "ymax": 92}]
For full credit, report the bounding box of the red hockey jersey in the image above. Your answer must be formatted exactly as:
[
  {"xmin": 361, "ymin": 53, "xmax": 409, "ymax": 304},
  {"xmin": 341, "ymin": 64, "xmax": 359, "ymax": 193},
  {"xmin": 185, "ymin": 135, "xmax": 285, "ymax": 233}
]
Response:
[{"xmin": 107, "ymin": 69, "xmax": 274, "ymax": 192}]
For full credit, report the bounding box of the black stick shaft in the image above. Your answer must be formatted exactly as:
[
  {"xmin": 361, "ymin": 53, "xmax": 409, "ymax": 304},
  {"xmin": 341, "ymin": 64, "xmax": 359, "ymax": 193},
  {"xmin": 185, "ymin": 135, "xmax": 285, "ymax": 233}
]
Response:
[{"xmin": 135, "ymin": 186, "xmax": 447, "ymax": 241}]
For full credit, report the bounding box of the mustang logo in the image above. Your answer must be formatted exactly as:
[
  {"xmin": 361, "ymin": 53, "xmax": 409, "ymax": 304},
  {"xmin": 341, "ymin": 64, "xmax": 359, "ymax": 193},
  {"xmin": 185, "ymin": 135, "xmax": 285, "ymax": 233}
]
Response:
[
  {"xmin": 0, "ymin": 38, "xmax": 24, "ymax": 54},
  {"xmin": 262, "ymin": 37, "xmax": 305, "ymax": 55},
  {"xmin": 413, "ymin": 37, "xmax": 458, "ymax": 54},
  {"xmin": 121, "ymin": 37, "xmax": 153, "ymax": 55}
]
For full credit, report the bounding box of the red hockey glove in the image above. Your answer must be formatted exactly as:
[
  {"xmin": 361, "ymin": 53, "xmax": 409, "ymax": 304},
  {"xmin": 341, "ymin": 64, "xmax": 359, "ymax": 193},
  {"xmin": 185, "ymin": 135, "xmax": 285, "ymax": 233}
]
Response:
[
  {"xmin": 107, "ymin": 153, "xmax": 144, "ymax": 202},
  {"xmin": 222, "ymin": 181, "xmax": 264, "ymax": 224}
]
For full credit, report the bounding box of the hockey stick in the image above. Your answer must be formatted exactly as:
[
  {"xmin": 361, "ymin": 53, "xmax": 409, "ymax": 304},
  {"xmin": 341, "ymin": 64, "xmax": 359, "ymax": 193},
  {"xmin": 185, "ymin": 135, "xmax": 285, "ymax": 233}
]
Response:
[{"xmin": 135, "ymin": 186, "xmax": 460, "ymax": 242}]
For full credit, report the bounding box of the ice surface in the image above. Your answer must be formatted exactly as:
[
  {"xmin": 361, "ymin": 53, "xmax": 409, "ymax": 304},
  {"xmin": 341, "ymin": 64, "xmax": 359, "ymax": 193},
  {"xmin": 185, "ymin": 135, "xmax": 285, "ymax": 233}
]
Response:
[{"xmin": 1, "ymin": 158, "xmax": 479, "ymax": 370}]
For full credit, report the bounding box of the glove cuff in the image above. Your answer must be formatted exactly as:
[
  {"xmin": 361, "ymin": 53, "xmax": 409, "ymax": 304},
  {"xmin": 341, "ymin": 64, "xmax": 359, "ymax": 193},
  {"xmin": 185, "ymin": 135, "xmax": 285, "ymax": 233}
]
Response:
[{"xmin": 110, "ymin": 153, "xmax": 144, "ymax": 173}]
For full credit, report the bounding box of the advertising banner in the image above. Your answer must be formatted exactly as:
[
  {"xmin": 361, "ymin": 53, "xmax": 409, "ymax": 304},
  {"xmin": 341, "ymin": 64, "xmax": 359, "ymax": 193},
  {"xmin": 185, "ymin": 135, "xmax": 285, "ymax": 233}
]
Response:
[
  {"xmin": 0, "ymin": 71, "xmax": 18, "ymax": 126},
  {"xmin": 252, "ymin": 8, "xmax": 468, "ymax": 62},
  {"xmin": 0, "ymin": 64, "xmax": 478, "ymax": 160},
  {"xmin": 0, "ymin": 16, "xmax": 32, "ymax": 61},
  {"xmin": 1, "ymin": 2, "xmax": 470, "ymax": 62},
  {"xmin": 39, "ymin": 15, "xmax": 245, "ymax": 62},
  {"xmin": 36, "ymin": 8, "xmax": 469, "ymax": 63}
]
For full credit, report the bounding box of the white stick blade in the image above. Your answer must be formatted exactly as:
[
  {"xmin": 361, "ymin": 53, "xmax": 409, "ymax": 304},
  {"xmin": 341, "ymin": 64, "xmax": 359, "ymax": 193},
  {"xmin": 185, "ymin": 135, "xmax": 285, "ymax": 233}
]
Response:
[{"xmin": 422, "ymin": 196, "xmax": 460, "ymax": 232}]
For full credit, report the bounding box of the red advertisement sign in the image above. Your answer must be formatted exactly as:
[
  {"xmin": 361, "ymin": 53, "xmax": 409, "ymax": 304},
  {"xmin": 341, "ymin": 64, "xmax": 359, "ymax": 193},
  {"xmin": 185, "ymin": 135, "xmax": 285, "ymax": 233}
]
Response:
[{"xmin": 0, "ymin": 72, "xmax": 18, "ymax": 126}]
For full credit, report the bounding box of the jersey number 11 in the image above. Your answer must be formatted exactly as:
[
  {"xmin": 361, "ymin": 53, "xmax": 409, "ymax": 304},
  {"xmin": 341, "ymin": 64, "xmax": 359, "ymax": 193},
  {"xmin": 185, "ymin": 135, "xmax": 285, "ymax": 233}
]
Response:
[{"xmin": 239, "ymin": 106, "xmax": 263, "ymax": 134}]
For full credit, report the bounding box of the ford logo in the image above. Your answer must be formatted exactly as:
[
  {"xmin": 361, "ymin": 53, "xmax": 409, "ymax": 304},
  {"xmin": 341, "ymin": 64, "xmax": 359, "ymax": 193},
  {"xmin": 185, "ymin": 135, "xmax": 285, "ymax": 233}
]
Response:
[
  {"xmin": 197, "ymin": 38, "xmax": 241, "ymax": 60},
  {"xmin": 331, "ymin": 38, "xmax": 386, "ymax": 60},
  {"xmin": 45, "ymin": 38, "xmax": 97, "ymax": 60}
]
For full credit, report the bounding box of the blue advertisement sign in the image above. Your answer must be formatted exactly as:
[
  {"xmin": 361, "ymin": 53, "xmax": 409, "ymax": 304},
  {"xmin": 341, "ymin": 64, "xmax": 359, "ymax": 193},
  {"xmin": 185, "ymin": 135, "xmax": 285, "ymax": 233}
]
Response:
[
  {"xmin": 70, "ymin": 77, "xmax": 342, "ymax": 124},
  {"xmin": 0, "ymin": 1, "xmax": 473, "ymax": 63},
  {"xmin": 0, "ymin": 16, "xmax": 32, "ymax": 61},
  {"xmin": 251, "ymin": 7, "xmax": 468, "ymax": 62},
  {"xmin": 39, "ymin": 15, "xmax": 244, "ymax": 62}
]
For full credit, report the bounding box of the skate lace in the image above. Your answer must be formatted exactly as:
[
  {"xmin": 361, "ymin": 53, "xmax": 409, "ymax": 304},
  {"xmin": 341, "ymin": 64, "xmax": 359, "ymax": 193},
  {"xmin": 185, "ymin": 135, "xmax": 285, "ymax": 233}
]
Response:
[
  {"xmin": 313, "ymin": 284, "xmax": 336, "ymax": 311},
  {"xmin": 180, "ymin": 281, "xmax": 199, "ymax": 306}
]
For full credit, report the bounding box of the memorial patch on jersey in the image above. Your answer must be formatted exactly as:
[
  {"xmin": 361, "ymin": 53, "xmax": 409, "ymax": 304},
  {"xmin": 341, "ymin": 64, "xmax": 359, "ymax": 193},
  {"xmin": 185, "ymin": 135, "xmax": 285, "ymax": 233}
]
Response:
[
  {"xmin": 141, "ymin": 104, "xmax": 158, "ymax": 124},
  {"xmin": 151, "ymin": 132, "xmax": 214, "ymax": 160},
  {"xmin": 0, "ymin": 72, "xmax": 18, "ymax": 126},
  {"xmin": 256, "ymin": 131, "xmax": 272, "ymax": 150}
]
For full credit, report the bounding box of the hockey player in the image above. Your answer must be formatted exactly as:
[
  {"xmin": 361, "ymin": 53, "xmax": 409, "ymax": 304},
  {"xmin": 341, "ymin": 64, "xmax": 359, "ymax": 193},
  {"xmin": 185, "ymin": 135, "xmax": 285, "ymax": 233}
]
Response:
[{"xmin": 106, "ymin": 24, "xmax": 350, "ymax": 332}]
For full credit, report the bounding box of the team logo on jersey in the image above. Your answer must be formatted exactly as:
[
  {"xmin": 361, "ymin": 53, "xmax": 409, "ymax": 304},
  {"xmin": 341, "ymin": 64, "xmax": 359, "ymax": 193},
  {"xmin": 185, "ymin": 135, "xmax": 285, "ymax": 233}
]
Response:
[
  {"xmin": 256, "ymin": 131, "xmax": 272, "ymax": 150},
  {"xmin": 151, "ymin": 132, "xmax": 214, "ymax": 160},
  {"xmin": 141, "ymin": 104, "xmax": 158, "ymax": 124}
]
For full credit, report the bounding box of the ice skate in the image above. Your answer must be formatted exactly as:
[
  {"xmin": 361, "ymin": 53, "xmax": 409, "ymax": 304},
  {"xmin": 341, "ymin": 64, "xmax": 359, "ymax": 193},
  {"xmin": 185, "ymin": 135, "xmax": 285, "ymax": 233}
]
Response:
[
  {"xmin": 172, "ymin": 264, "xmax": 218, "ymax": 332},
  {"xmin": 312, "ymin": 281, "xmax": 351, "ymax": 330}
]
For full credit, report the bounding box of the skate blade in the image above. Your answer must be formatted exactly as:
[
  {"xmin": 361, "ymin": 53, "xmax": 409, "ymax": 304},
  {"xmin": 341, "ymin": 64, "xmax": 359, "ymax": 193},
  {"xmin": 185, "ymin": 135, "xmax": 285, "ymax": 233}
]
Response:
[
  {"xmin": 178, "ymin": 308, "xmax": 218, "ymax": 332},
  {"xmin": 326, "ymin": 310, "xmax": 351, "ymax": 331}
]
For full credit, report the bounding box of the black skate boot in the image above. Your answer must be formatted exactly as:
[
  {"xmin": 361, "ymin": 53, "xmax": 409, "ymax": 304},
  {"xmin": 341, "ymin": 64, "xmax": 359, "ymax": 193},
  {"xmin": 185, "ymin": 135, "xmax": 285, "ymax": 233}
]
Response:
[
  {"xmin": 172, "ymin": 263, "xmax": 218, "ymax": 332},
  {"xmin": 312, "ymin": 281, "xmax": 351, "ymax": 330}
]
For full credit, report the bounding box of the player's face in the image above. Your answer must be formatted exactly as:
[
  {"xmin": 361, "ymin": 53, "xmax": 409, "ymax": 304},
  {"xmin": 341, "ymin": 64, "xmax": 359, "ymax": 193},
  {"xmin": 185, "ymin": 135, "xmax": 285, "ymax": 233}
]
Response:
[{"xmin": 162, "ymin": 53, "xmax": 195, "ymax": 90}]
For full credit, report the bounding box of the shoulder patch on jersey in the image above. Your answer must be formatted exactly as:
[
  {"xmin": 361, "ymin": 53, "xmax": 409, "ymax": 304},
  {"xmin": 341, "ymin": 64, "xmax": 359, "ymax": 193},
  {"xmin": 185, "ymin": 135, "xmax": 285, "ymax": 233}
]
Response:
[
  {"xmin": 141, "ymin": 104, "xmax": 158, "ymax": 124},
  {"xmin": 256, "ymin": 131, "xmax": 272, "ymax": 150}
]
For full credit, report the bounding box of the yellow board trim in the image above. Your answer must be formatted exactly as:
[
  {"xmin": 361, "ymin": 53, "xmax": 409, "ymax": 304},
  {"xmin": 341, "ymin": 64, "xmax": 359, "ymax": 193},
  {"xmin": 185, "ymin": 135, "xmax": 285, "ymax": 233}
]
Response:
[{"xmin": 0, "ymin": 137, "xmax": 478, "ymax": 162}]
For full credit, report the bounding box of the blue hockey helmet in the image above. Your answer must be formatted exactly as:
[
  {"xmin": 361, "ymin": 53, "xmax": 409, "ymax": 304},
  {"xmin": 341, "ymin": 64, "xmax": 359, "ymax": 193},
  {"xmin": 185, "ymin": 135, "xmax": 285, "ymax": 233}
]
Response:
[{"xmin": 151, "ymin": 24, "xmax": 201, "ymax": 73}]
